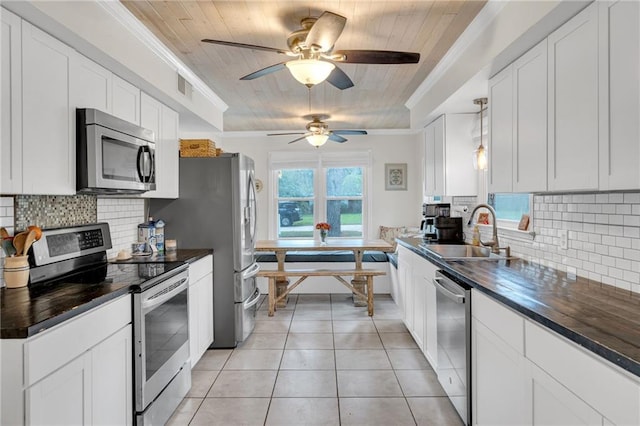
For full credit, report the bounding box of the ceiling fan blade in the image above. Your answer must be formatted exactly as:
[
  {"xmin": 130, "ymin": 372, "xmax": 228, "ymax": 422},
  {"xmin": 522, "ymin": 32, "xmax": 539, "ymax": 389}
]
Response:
[
  {"xmin": 288, "ymin": 134, "xmax": 311, "ymax": 144},
  {"xmin": 326, "ymin": 66, "xmax": 354, "ymax": 90},
  {"xmin": 202, "ymin": 39, "xmax": 289, "ymax": 55},
  {"xmin": 267, "ymin": 132, "xmax": 305, "ymax": 136},
  {"xmin": 305, "ymin": 11, "xmax": 347, "ymax": 52},
  {"xmin": 328, "ymin": 133, "xmax": 348, "ymax": 143},
  {"xmin": 332, "ymin": 50, "xmax": 420, "ymax": 64},
  {"xmin": 240, "ymin": 62, "xmax": 287, "ymax": 80},
  {"xmin": 332, "ymin": 130, "xmax": 368, "ymax": 135}
]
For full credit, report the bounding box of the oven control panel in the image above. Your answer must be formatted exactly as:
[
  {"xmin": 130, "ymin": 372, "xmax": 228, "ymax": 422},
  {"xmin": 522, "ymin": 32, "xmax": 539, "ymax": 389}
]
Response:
[{"xmin": 31, "ymin": 223, "xmax": 112, "ymax": 266}]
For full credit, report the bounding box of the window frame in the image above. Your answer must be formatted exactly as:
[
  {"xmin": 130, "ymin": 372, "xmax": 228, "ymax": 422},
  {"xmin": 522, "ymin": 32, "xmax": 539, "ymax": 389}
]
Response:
[
  {"xmin": 489, "ymin": 192, "xmax": 534, "ymax": 231},
  {"xmin": 268, "ymin": 151, "xmax": 372, "ymax": 240}
]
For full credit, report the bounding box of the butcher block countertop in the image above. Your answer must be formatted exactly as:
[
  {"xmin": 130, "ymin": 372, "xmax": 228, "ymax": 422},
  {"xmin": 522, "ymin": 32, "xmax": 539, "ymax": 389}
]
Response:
[{"xmin": 397, "ymin": 237, "xmax": 640, "ymax": 378}]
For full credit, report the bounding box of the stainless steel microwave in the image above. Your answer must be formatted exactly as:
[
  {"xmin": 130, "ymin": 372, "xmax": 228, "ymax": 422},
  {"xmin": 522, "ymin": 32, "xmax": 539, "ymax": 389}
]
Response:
[{"xmin": 76, "ymin": 108, "xmax": 156, "ymax": 194}]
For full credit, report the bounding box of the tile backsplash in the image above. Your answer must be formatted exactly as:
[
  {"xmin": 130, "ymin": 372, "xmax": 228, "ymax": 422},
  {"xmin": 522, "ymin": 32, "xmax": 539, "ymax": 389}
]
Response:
[
  {"xmin": 96, "ymin": 198, "xmax": 146, "ymax": 258},
  {"xmin": 472, "ymin": 191, "xmax": 640, "ymax": 294},
  {"xmin": 0, "ymin": 195, "xmax": 145, "ymax": 264}
]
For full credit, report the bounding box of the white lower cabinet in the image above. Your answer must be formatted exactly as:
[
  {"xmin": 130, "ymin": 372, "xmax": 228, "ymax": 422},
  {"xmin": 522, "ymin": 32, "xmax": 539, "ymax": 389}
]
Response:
[
  {"xmin": 188, "ymin": 255, "xmax": 214, "ymax": 367},
  {"xmin": 472, "ymin": 289, "xmax": 640, "ymax": 426},
  {"xmin": 472, "ymin": 290, "xmax": 527, "ymax": 425},
  {"xmin": 1, "ymin": 295, "xmax": 132, "ymax": 425},
  {"xmin": 396, "ymin": 245, "xmax": 438, "ymax": 368}
]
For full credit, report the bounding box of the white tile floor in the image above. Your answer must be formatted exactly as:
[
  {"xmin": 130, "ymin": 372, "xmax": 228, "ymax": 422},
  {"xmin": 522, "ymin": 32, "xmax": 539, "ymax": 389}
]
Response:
[{"xmin": 167, "ymin": 294, "xmax": 464, "ymax": 425}]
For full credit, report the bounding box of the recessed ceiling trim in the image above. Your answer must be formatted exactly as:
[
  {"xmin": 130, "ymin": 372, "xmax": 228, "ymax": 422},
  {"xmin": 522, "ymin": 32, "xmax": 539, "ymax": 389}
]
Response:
[
  {"xmin": 99, "ymin": 1, "xmax": 228, "ymax": 112},
  {"xmin": 405, "ymin": 0, "xmax": 506, "ymax": 109}
]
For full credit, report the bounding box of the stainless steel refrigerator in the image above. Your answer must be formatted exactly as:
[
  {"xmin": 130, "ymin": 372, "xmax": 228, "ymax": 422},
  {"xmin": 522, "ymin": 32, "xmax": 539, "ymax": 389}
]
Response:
[{"xmin": 150, "ymin": 153, "xmax": 260, "ymax": 348}]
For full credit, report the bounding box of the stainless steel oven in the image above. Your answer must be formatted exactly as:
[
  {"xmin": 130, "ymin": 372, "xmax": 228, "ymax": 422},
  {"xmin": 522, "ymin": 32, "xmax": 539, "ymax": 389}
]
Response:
[
  {"xmin": 433, "ymin": 270, "xmax": 472, "ymax": 426},
  {"xmin": 133, "ymin": 264, "xmax": 190, "ymax": 425},
  {"xmin": 77, "ymin": 108, "xmax": 156, "ymax": 194}
]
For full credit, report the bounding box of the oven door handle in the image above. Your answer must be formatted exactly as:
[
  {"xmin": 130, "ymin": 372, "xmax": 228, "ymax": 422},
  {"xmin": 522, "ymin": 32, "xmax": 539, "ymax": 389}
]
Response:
[
  {"xmin": 142, "ymin": 277, "xmax": 189, "ymax": 311},
  {"xmin": 244, "ymin": 289, "xmax": 261, "ymax": 309},
  {"xmin": 433, "ymin": 277, "xmax": 465, "ymax": 304},
  {"xmin": 242, "ymin": 262, "xmax": 261, "ymax": 280}
]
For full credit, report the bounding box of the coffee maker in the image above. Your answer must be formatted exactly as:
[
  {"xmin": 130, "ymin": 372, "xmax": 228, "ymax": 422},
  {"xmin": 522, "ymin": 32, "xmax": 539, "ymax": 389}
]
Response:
[
  {"xmin": 421, "ymin": 203, "xmax": 451, "ymax": 241},
  {"xmin": 435, "ymin": 217, "xmax": 464, "ymax": 243}
]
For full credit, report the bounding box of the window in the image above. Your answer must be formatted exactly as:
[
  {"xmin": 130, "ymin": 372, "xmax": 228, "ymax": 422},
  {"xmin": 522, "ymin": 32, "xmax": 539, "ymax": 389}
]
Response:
[
  {"xmin": 270, "ymin": 151, "xmax": 371, "ymax": 239},
  {"xmin": 488, "ymin": 193, "xmax": 532, "ymax": 228}
]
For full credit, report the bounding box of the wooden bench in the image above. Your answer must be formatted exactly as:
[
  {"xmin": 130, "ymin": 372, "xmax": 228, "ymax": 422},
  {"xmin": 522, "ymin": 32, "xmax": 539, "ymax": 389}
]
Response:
[{"xmin": 257, "ymin": 269, "xmax": 387, "ymax": 317}]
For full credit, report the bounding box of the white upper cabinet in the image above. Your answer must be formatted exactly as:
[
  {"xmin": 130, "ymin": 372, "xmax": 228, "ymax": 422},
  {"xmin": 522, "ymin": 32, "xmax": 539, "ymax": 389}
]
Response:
[
  {"xmin": 423, "ymin": 114, "xmax": 477, "ymax": 197},
  {"xmin": 547, "ymin": 2, "xmax": 599, "ymax": 191},
  {"xmin": 1, "ymin": 8, "xmax": 22, "ymax": 194},
  {"xmin": 512, "ymin": 39, "xmax": 548, "ymax": 193},
  {"xmin": 141, "ymin": 92, "xmax": 179, "ymax": 199},
  {"xmin": 70, "ymin": 53, "xmax": 112, "ymax": 112},
  {"xmin": 598, "ymin": 0, "xmax": 640, "ymax": 190},
  {"xmin": 488, "ymin": 66, "xmax": 513, "ymax": 193},
  {"xmin": 21, "ymin": 21, "xmax": 74, "ymax": 195},
  {"xmin": 112, "ymin": 74, "xmax": 141, "ymax": 125}
]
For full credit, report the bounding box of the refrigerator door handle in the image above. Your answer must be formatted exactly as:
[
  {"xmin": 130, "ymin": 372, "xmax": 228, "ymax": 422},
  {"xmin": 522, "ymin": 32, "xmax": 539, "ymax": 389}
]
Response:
[
  {"xmin": 242, "ymin": 262, "xmax": 261, "ymax": 280},
  {"xmin": 243, "ymin": 289, "xmax": 261, "ymax": 309}
]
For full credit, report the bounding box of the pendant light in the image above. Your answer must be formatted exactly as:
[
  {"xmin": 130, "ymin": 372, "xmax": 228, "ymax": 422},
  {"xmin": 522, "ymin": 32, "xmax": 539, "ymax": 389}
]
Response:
[{"xmin": 473, "ymin": 97, "xmax": 488, "ymax": 171}]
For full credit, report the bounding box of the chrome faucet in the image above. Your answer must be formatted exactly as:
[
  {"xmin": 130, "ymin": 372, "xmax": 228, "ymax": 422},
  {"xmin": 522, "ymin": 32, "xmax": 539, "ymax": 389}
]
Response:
[{"xmin": 467, "ymin": 204, "xmax": 509, "ymax": 256}]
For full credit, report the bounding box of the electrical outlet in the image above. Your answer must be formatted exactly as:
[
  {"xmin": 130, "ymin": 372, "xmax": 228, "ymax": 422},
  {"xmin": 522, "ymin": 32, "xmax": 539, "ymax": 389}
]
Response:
[{"xmin": 559, "ymin": 230, "xmax": 568, "ymax": 250}]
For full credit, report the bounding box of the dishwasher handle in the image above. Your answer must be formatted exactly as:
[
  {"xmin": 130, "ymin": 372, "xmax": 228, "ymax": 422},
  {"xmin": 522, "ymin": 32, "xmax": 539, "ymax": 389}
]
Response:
[{"xmin": 433, "ymin": 276, "xmax": 466, "ymax": 304}]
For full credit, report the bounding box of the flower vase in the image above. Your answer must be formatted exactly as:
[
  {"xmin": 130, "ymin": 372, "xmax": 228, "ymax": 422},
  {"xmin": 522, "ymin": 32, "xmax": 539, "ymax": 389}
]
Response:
[{"xmin": 320, "ymin": 230, "xmax": 327, "ymax": 244}]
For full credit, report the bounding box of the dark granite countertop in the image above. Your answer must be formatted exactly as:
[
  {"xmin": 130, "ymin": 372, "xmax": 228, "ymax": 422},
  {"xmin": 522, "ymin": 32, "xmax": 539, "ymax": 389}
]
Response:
[
  {"xmin": 397, "ymin": 237, "xmax": 640, "ymax": 378},
  {"xmin": 109, "ymin": 248, "xmax": 213, "ymax": 265},
  {"xmin": 1, "ymin": 249, "xmax": 213, "ymax": 339}
]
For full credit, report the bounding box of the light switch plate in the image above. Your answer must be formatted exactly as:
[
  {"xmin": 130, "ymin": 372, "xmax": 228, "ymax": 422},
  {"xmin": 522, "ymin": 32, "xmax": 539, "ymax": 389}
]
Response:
[{"xmin": 559, "ymin": 230, "xmax": 568, "ymax": 250}]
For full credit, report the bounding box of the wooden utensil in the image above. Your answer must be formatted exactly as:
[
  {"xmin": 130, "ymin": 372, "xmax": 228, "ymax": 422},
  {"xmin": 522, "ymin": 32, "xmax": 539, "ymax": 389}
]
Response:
[
  {"xmin": 22, "ymin": 230, "xmax": 37, "ymax": 256},
  {"xmin": 1, "ymin": 238, "xmax": 16, "ymax": 256},
  {"xmin": 0, "ymin": 227, "xmax": 10, "ymax": 239},
  {"xmin": 12, "ymin": 231, "xmax": 28, "ymax": 256}
]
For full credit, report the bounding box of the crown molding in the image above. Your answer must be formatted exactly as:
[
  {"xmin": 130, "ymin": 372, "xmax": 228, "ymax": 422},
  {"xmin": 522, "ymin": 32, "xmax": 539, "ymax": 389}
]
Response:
[
  {"xmin": 98, "ymin": 1, "xmax": 228, "ymax": 112},
  {"xmin": 405, "ymin": 0, "xmax": 506, "ymax": 109}
]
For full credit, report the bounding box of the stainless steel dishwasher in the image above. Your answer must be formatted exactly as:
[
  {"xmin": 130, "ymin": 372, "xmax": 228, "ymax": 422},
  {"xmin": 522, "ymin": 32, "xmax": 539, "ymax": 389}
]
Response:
[{"xmin": 433, "ymin": 270, "xmax": 472, "ymax": 426}]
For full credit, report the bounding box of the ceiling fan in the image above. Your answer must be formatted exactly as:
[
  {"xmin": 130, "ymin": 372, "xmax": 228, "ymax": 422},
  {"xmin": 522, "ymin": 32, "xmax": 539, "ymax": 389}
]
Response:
[
  {"xmin": 268, "ymin": 115, "xmax": 367, "ymax": 147},
  {"xmin": 202, "ymin": 11, "xmax": 420, "ymax": 90}
]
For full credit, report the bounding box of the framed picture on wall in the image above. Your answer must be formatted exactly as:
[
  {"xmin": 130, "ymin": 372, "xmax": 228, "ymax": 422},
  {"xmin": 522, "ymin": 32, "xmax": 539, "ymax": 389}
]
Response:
[{"xmin": 385, "ymin": 163, "xmax": 407, "ymax": 191}]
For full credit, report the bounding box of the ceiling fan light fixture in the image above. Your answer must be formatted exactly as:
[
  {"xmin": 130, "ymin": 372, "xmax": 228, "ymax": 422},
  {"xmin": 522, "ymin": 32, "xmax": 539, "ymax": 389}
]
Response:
[
  {"xmin": 286, "ymin": 59, "xmax": 335, "ymax": 86},
  {"xmin": 306, "ymin": 133, "xmax": 329, "ymax": 147}
]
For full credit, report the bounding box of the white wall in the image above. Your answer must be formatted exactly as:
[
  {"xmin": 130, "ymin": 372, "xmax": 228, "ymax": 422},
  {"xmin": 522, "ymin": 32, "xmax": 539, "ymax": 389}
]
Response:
[{"xmin": 217, "ymin": 133, "xmax": 423, "ymax": 240}]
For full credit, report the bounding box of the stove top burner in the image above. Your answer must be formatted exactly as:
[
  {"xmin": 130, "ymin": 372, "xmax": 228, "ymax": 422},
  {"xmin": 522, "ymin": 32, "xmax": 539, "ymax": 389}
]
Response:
[{"xmin": 31, "ymin": 261, "xmax": 187, "ymax": 292}]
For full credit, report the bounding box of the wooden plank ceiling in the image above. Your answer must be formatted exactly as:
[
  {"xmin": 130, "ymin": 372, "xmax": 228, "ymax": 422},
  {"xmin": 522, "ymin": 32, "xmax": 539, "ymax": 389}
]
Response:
[{"xmin": 121, "ymin": 0, "xmax": 486, "ymax": 132}]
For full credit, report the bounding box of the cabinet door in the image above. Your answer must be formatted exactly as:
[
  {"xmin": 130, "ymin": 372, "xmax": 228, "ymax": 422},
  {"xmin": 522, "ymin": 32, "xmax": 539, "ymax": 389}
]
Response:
[
  {"xmin": 472, "ymin": 318, "xmax": 527, "ymax": 425},
  {"xmin": 21, "ymin": 21, "xmax": 74, "ymax": 195},
  {"xmin": 598, "ymin": 0, "xmax": 640, "ymax": 190},
  {"xmin": 396, "ymin": 247, "xmax": 411, "ymax": 326},
  {"xmin": 513, "ymin": 39, "xmax": 548, "ymax": 192},
  {"xmin": 423, "ymin": 125, "xmax": 436, "ymax": 197},
  {"xmin": 443, "ymin": 114, "xmax": 477, "ymax": 196},
  {"xmin": 91, "ymin": 325, "xmax": 132, "ymax": 426},
  {"xmin": 1, "ymin": 8, "xmax": 22, "ymax": 194},
  {"xmin": 26, "ymin": 353, "xmax": 92, "ymax": 425},
  {"xmin": 198, "ymin": 272, "xmax": 214, "ymax": 355},
  {"xmin": 70, "ymin": 53, "xmax": 112, "ymax": 112},
  {"xmin": 422, "ymin": 259, "xmax": 438, "ymax": 369},
  {"xmin": 412, "ymin": 269, "xmax": 426, "ymax": 351},
  {"xmin": 488, "ymin": 65, "xmax": 513, "ymax": 193},
  {"xmin": 145, "ymin": 104, "xmax": 179, "ymax": 199},
  {"xmin": 529, "ymin": 363, "xmax": 602, "ymax": 426},
  {"xmin": 401, "ymin": 258, "xmax": 414, "ymax": 331},
  {"xmin": 112, "ymin": 74, "xmax": 140, "ymax": 125},
  {"xmin": 547, "ymin": 3, "xmax": 599, "ymax": 191},
  {"xmin": 188, "ymin": 283, "xmax": 200, "ymax": 368},
  {"xmin": 432, "ymin": 116, "xmax": 445, "ymax": 196}
]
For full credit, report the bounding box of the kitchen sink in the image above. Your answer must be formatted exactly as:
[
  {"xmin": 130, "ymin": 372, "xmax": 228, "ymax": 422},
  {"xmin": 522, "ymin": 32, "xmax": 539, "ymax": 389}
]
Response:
[{"xmin": 419, "ymin": 244, "xmax": 509, "ymax": 260}]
